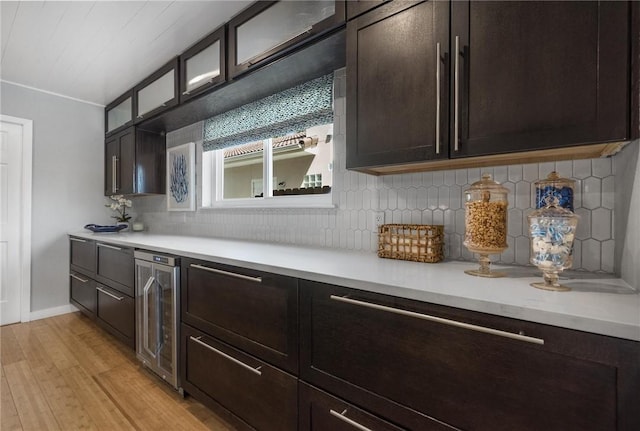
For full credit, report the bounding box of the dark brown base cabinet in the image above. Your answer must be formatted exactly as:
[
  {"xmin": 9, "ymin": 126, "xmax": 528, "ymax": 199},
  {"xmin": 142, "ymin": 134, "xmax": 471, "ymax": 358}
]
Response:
[
  {"xmin": 181, "ymin": 325, "xmax": 298, "ymax": 431},
  {"xmin": 69, "ymin": 236, "xmax": 97, "ymax": 319},
  {"xmin": 299, "ymin": 280, "xmax": 640, "ymax": 431},
  {"xmin": 96, "ymin": 284, "xmax": 135, "ymax": 349},
  {"xmin": 180, "ymin": 257, "xmax": 299, "ymax": 430},
  {"xmin": 68, "ymin": 236, "xmax": 135, "ymax": 349},
  {"xmin": 69, "ymin": 272, "xmax": 96, "ymax": 319},
  {"xmin": 299, "ymin": 382, "xmax": 425, "ymax": 431},
  {"xmin": 96, "ymin": 241, "xmax": 135, "ymax": 297}
]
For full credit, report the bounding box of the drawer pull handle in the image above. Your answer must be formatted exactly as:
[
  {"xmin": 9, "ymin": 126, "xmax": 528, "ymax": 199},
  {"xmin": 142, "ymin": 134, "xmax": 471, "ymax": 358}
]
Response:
[
  {"xmin": 97, "ymin": 287, "xmax": 124, "ymax": 301},
  {"xmin": 189, "ymin": 336, "xmax": 262, "ymax": 376},
  {"xmin": 330, "ymin": 295, "xmax": 544, "ymax": 345},
  {"xmin": 70, "ymin": 238, "xmax": 87, "ymax": 243},
  {"xmin": 97, "ymin": 243, "xmax": 123, "ymax": 251},
  {"xmin": 190, "ymin": 264, "xmax": 262, "ymax": 283},
  {"xmin": 329, "ymin": 409, "xmax": 373, "ymax": 431},
  {"xmin": 70, "ymin": 274, "xmax": 89, "ymax": 283}
]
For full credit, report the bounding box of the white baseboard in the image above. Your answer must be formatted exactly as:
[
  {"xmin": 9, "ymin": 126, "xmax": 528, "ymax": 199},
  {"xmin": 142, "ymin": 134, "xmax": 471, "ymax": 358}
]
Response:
[{"xmin": 28, "ymin": 304, "xmax": 79, "ymax": 322}]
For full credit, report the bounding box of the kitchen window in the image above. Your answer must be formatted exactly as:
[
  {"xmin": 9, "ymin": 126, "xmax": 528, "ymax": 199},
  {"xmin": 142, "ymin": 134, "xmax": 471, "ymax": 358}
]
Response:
[
  {"xmin": 202, "ymin": 123, "xmax": 333, "ymax": 208},
  {"xmin": 201, "ymin": 73, "xmax": 335, "ymax": 208}
]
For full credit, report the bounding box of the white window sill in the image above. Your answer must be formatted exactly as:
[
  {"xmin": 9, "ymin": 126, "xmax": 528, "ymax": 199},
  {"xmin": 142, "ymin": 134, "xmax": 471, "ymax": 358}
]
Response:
[{"xmin": 201, "ymin": 193, "xmax": 335, "ymax": 209}]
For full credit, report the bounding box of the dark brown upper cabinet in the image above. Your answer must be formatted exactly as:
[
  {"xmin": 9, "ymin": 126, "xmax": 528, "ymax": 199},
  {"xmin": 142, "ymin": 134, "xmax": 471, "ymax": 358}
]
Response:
[
  {"xmin": 347, "ymin": 0, "xmax": 634, "ymax": 174},
  {"xmin": 105, "ymin": 89, "xmax": 134, "ymax": 136},
  {"xmin": 346, "ymin": 0, "xmax": 388, "ymax": 20},
  {"xmin": 228, "ymin": 0, "xmax": 345, "ymax": 79},
  {"xmin": 134, "ymin": 57, "xmax": 179, "ymax": 123},
  {"xmin": 451, "ymin": 0, "xmax": 631, "ymax": 159},
  {"xmin": 179, "ymin": 26, "xmax": 226, "ymax": 103},
  {"xmin": 104, "ymin": 126, "xmax": 165, "ymax": 196},
  {"xmin": 346, "ymin": 0, "xmax": 450, "ymax": 171}
]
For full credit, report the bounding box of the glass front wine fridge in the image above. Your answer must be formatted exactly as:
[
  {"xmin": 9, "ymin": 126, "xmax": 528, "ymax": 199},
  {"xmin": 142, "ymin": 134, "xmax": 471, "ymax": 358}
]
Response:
[{"xmin": 134, "ymin": 250, "xmax": 180, "ymax": 390}]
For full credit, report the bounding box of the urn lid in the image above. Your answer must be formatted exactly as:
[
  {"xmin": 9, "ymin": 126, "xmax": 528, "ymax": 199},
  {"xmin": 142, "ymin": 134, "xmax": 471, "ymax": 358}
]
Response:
[{"xmin": 465, "ymin": 173, "xmax": 509, "ymax": 201}]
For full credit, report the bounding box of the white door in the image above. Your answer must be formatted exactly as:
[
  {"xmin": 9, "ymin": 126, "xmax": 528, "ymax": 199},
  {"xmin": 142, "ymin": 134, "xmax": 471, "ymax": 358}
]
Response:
[{"xmin": 0, "ymin": 116, "xmax": 32, "ymax": 325}]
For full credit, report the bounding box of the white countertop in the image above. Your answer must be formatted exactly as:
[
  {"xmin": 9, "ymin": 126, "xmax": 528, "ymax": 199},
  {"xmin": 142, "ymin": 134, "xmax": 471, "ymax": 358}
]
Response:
[{"xmin": 70, "ymin": 231, "xmax": 640, "ymax": 342}]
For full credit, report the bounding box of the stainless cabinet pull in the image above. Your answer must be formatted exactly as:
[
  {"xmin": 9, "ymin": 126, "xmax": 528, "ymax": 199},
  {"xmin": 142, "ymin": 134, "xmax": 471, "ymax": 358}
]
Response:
[
  {"xmin": 189, "ymin": 336, "xmax": 262, "ymax": 376},
  {"xmin": 111, "ymin": 155, "xmax": 118, "ymax": 193},
  {"xmin": 330, "ymin": 295, "xmax": 544, "ymax": 345},
  {"xmin": 70, "ymin": 274, "xmax": 89, "ymax": 283},
  {"xmin": 137, "ymin": 114, "xmax": 144, "ymax": 119},
  {"xmin": 70, "ymin": 237, "xmax": 87, "ymax": 243},
  {"xmin": 190, "ymin": 264, "xmax": 262, "ymax": 283},
  {"xmin": 454, "ymin": 35, "xmax": 460, "ymax": 152},
  {"xmin": 142, "ymin": 276, "xmax": 157, "ymax": 359},
  {"xmin": 435, "ymin": 42, "xmax": 441, "ymax": 155},
  {"xmin": 329, "ymin": 409, "xmax": 373, "ymax": 431},
  {"xmin": 97, "ymin": 243, "xmax": 123, "ymax": 251},
  {"xmin": 182, "ymin": 90, "xmax": 190, "ymax": 96},
  {"xmin": 97, "ymin": 286, "xmax": 124, "ymax": 301}
]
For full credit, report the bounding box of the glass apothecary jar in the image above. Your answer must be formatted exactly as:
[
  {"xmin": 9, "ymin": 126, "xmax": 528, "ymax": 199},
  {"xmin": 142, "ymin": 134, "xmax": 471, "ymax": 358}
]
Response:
[
  {"xmin": 528, "ymin": 201, "xmax": 579, "ymax": 291},
  {"xmin": 463, "ymin": 174, "xmax": 509, "ymax": 277},
  {"xmin": 535, "ymin": 171, "xmax": 575, "ymax": 212}
]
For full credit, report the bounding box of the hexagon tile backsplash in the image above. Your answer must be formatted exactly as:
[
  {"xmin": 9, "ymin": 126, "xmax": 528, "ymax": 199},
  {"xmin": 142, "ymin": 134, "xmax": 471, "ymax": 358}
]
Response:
[
  {"xmin": 137, "ymin": 69, "xmax": 619, "ymax": 274},
  {"xmin": 369, "ymin": 158, "xmax": 615, "ymax": 273}
]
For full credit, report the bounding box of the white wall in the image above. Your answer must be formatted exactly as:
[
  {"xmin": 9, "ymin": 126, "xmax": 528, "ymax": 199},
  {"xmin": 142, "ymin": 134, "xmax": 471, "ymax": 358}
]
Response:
[{"xmin": 0, "ymin": 82, "xmax": 108, "ymax": 315}]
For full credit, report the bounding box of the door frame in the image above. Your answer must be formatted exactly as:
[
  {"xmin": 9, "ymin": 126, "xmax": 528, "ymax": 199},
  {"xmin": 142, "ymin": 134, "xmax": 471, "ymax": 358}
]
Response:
[{"xmin": 1, "ymin": 114, "xmax": 33, "ymax": 323}]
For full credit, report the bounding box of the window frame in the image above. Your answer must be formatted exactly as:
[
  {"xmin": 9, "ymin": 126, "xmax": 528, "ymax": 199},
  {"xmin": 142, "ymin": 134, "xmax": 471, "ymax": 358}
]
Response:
[{"xmin": 200, "ymin": 137, "xmax": 334, "ymax": 209}]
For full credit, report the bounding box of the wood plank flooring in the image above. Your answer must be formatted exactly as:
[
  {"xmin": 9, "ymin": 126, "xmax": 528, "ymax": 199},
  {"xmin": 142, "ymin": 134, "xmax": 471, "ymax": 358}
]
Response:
[{"xmin": 0, "ymin": 312, "xmax": 235, "ymax": 431}]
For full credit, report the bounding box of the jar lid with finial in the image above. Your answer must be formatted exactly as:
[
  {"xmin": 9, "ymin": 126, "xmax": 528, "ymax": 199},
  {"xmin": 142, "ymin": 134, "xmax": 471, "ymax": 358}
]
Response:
[{"xmin": 535, "ymin": 171, "xmax": 575, "ymax": 212}]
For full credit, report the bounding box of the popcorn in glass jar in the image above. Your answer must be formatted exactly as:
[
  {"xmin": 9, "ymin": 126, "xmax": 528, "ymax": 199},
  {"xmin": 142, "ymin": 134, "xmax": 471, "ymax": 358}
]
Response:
[{"xmin": 463, "ymin": 174, "xmax": 509, "ymax": 278}]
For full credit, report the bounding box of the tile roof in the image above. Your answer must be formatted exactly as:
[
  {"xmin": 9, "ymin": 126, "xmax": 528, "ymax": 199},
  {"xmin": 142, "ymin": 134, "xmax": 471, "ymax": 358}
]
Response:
[{"xmin": 223, "ymin": 132, "xmax": 306, "ymax": 158}]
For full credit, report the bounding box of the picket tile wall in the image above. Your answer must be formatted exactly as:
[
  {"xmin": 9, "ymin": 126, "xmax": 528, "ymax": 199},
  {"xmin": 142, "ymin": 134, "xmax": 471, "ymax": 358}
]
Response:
[{"xmin": 134, "ymin": 69, "xmax": 620, "ymax": 274}]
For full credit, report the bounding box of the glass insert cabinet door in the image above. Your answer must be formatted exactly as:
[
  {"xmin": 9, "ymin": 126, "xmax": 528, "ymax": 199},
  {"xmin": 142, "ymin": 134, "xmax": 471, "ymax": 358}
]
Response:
[
  {"xmin": 134, "ymin": 58, "xmax": 179, "ymax": 121},
  {"xmin": 179, "ymin": 26, "xmax": 226, "ymax": 102},
  {"xmin": 228, "ymin": 1, "xmax": 345, "ymax": 78},
  {"xmin": 105, "ymin": 91, "xmax": 133, "ymax": 135}
]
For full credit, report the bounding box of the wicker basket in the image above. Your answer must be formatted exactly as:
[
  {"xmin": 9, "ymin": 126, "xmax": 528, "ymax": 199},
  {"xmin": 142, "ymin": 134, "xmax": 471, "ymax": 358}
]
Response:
[{"xmin": 378, "ymin": 224, "xmax": 444, "ymax": 263}]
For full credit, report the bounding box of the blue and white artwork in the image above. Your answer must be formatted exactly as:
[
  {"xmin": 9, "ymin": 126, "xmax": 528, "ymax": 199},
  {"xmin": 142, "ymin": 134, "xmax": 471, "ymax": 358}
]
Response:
[{"xmin": 167, "ymin": 142, "xmax": 195, "ymax": 211}]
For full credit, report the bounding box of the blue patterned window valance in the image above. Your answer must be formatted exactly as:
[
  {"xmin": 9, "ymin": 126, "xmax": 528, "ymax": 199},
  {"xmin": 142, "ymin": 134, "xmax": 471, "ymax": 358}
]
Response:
[{"xmin": 203, "ymin": 73, "xmax": 334, "ymax": 152}]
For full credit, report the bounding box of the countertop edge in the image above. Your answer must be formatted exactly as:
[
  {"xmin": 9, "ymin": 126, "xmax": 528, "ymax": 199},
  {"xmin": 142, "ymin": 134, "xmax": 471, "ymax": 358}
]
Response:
[{"xmin": 69, "ymin": 232, "xmax": 640, "ymax": 342}]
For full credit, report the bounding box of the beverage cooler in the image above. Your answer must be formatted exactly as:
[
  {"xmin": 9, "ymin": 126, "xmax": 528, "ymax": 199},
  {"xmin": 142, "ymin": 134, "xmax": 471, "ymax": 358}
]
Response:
[{"xmin": 134, "ymin": 250, "xmax": 180, "ymax": 390}]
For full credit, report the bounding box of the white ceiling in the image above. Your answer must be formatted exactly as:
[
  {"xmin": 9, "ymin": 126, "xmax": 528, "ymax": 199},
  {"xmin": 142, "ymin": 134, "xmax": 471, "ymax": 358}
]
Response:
[{"xmin": 0, "ymin": 0, "xmax": 252, "ymax": 106}]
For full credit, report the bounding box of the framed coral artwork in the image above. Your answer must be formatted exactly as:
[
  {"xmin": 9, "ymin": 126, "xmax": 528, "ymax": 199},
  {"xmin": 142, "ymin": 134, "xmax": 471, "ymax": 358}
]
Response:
[{"xmin": 167, "ymin": 142, "xmax": 196, "ymax": 211}]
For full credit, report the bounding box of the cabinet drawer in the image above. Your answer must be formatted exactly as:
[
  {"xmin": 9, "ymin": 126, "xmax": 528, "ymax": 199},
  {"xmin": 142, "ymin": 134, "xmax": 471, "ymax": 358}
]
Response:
[
  {"xmin": 69, "ymin": 271, "xmax": 96, "ymax": 318},
  {"xmin": 300, "ymin": 281, "xmax": 638, "ymax": 431},
  {"xmin": 181, "ymin": 325, "xmax": 297, "ymax": 431},
  {"xmin": 181, "ymin": 258, "xmax": 298, "ymax": 373},
  {"xmin": 299, "ymin": 382, "xmax": 452, "ymax": 431},
  {"xmin": 96, "ymin": 284, "xmax": 134, "ymax": 348},
  {"xmin": 69, "ymin": 236, "xmax": 96, "ymax": 277},
  {"xmin": 96, "ymin": 242, "xmax": 134, "ymax": 296}
]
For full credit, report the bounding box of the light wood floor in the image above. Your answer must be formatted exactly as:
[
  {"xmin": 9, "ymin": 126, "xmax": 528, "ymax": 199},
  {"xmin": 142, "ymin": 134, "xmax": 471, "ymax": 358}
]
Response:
[{"xmin": 0, "ymin": 312, "xmax": 235, "ymax": 431}]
